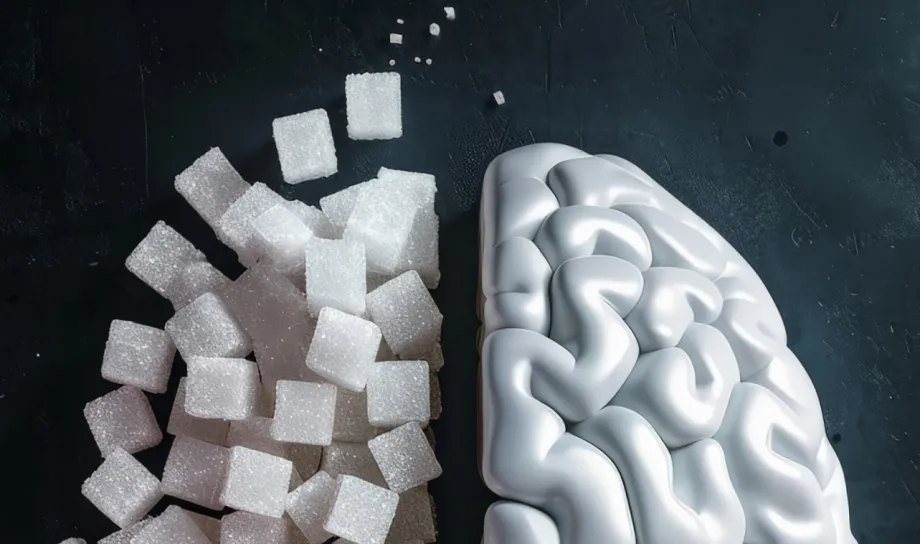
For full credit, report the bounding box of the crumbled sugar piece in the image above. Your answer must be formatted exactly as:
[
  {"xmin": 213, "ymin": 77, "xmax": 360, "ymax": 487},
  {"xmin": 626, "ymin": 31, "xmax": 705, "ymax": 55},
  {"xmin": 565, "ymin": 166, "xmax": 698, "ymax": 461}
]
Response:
[
  {"xmin": 271, "ymin": 381, "xmax": 337, "ymax": 445},
  {"xmin": 286, "ymin": 470, "xmax": 337, "ymax": 543},
  {"xmin": 444, "ymin": 6, "xmax": 455, "ymax": 19},
  {"xmin": 125, "ymin": 221, "xmax": 205, "ymax": 298},
  {"xmin": 333, "ymin": 388, "xmax": 379, "ymax": 442},
  {"xmin": 175, "ymin": 147, "xmax": 251, "ymax": 228},
  {"xmin": 252, "ymin": 204, "xmax": 315, "ymax": 277},
  {"xmin": 493, "ymin": 90, "xmax": 505, "ymax": 105},
  {"xmin": 343, "ymin": 179, "xmax": 420, "ymax": 274},
  {"xmin": 368, "ymin": 422, "xmax": 442, "ymax": 493},
  {"xmin": 385, "ymin": 485, "xmax": 437, "ymax": 544},
  {"xmin": 324, "ymin": 475, "xmax": 399, "ymax": 544},
  {"xmin": 220, "ymin": 511, "xmax": 300, "ymax": 544},
  {"xmin": 396, "ymin": 18, "xmax": 404, "ymax": 24},
  {"xmin": 132, "ymin": 506, "xmax": 211, "ymax": 544},
  {"xmin": 430, "ymin": 370, "xmax": 442, "ymax": 420},
  {"xmin": 98, "ymin": 519, "xmax": 153, "ymax": 544},
  {"xmin": 366, "ymin": 271, "xmax": 442, "ymax": 359},
  {"xmin": 306, "ymin": 238, "xmax": 367, "ymax": 317},
  {"xmin": 289, "ymin": 444, "xmax": 324, "ymax": 480},
  {"xmin": 273, "ymin": 109, "xmax": 337, "ymax": 184},
  {"xmin": 389, "ymin": 59, "xmax": 396, "ymax": 66},
  {"xmin": 84, "ymin": 385, "xmax": 162, "ymax": 457},
  {"xmin": 425, "ymin": 343, "xmax": 444, "ymax": 372},
  {"xmin": 101, "ymin": 319, "xmax": 175, "ymax": 394},
  {"xmin": 284, "ymin": 200, "xmax": 336, "ymax": 238},
  {"xmin": 217, "ymin": 182, "xmax": 286, "ymax": 265},
  {"xmin": 165, "ymin": 260, "xmax": 231, "ymax": 310},
  {"xmin": 183, "ymin": 509, "xmax": 222, "ymax": 543},
  {"xmin": 306, "ymin": 307, "xmax": 381, "ymax": 391},
  {"xmin": 426, "ymin": 58, "xmax": 433, "ymax": 65},
  {"xmin": 366, "ymin": 361, "xmax": 430, "ymax": 428},
  {"xmin": 81, "ymin": 448, "xmax": 162, "ymax": 529},
  {"xmin": 389, "ymin": 33, "xmax": 403, "ymax": 44},
  {"xmin": 168, "ymin": 378, "xmax": 230, "ymax": 446},
  {"xmin": 321, "ymin": 442, "xmax": 388, "ymax": 487},
  {"xmin": 161, "ymin": 436, "xmax": 230, "ymax": 510},
  {"xmin": 185, "ymin": 357, "xmax": 260, "ymax": 420},
  {"xmin": 221, "ymin": 446, "xmax": 294, "ymax": 517},
  {"xmin": 429, "ymin": 23, "xmax": 440, "ymax": 36},
  {"xmin": 414, "ymin": 56, "xmax": 421, "ymax": 63},
  {"xmin": 345, "ymin": 72, "xmax": 402, "ymax": 140},
  {"xmin": 166, "ymin": 292, "xmax": 252, "ymax": 360},
  {"xmin": 318, "ymin": 180, "xmax": 379, "ymax": 236}
]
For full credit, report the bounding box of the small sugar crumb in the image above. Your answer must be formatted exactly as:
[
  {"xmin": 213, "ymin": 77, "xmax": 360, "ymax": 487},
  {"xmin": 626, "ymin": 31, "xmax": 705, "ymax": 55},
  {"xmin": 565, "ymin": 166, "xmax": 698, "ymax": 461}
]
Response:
[
  {"xmin": 397, "ymin": 18, "xmax": 404, "ymax": 24},
  {"xmin": 414, "ymin": 57, "xmax": 421, "ymax": 63},
  {"xmin": 426, "ymin": 58, "xmax": 433, "ymax": 65},
  {"xmin": 390, "ymin": 33, "xmax": 403, "ymax": 45},
  {"xmin": 444, "ymin": 6, "xmax": 456, "ymax": 20},
  {"xmin": 429, "ymin": 23, "xmax": 440, "ymax": 36},
  {"xmin": 389, "ymin": 59, "xmax": 396, "ymax": 66},
  {"xmin": 493, "ymin": 90, "xmax": 506, "ymax": 105}
]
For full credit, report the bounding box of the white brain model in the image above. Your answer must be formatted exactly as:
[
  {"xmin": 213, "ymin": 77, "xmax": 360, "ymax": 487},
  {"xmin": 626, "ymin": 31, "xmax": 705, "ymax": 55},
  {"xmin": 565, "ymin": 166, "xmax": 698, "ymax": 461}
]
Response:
[{"xmin": 478, "ymin": 144, "xmax": 855, "ymax": 544}]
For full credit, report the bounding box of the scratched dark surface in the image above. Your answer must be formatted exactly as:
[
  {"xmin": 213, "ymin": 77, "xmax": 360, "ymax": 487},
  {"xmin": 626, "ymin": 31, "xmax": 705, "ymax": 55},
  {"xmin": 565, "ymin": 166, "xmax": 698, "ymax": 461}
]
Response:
[{"xmin": 1, "ymin": 0, "xmax": 919, "ymax": 541}]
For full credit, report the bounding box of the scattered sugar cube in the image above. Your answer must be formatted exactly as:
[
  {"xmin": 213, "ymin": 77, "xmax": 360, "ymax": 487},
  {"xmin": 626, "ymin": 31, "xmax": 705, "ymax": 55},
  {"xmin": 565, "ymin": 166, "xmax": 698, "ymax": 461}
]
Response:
[
  {"xmin": 429, "ymin": 23, "xmax": 440, "ymax": 36},
  {"xmin": 165, "ymin": 260, "xmax": 231, "ymax": 310},
  {"xmin": 183, "ymin": 509, "xmax": 222, "ymax": 543},
  {"xmin": 444, "ymin": 6, "xmax": 455, "ymax": 19},
  {"xmin": 186, "ymin": 357, "xmax": 260, "ymax": 420},
  {"xmin": 166, "ymin": 292, "xmax": 252, "ymax": 360},
  {"xmin": 345, "ymin": 72, "xmax": 402, "ymax": 140},
  {"xmin": 98, "ymin": 519, "xmax": 153, "ymax": 544},
  {"xmin": 430, "ymin": 370, "xmax": 442, "ymax": 420},
  {"xmin": 81, "ymin": 448, "xmax": 162, "ymax": 529},
  {"xmin": 271, "ymin": 381, "xmax": 337, "ymax": 445},
  {"xmin": 221, "ymin": 446, "xmax": 293, "ymax": 517},
  {"xmin": 324, "ymin": 475, "xmax": 399, "ymax": 544},
  {"xmin": 273, "ymin": 109, "xmax": 337, "ymax": 184},
  {"xmin": 228, "ymin": 416, "xmax": 289, "ymax": 458},
  {"xmin": 318, "ymin": 179, "xmax": 378, "ymax": 236},
  {"xmin": 161, "ymin": 436, "xmax": 230, "ymax": 510},
  {"xmin": 84, "ymin": 385, "xmax": 162, "ymax": 457},
  {"xmin": 286, "ymin": 470, "xmax": 336, "ymax": 543},
  {"xmin": 366, "ymin": 271, "xmax": 442, "ymax": 359},
  {"xmin": 284, "ymin": 200, "xmax": 336, "ymax": 238},
  {"xmin": 306, "ymin": 308, "xmax": 381, "ymax": 391},
  {"xmin": 306, "ymin": 238, "xmax": 367, "ymax": 317},
  {"xmin": 101, "ymin": 320, "xmax": 175, "ymax": 394},
  {"xmin": 333, "ymin": 388, "xmax": 379, "ymax": 442},
  {"xmin": 366, "ymin": 361, "xmax": 430, "ymax": 428},
  {"xmin": 220, "ymin": 511, "xmax": 299, "ymax": 544},
  {"xmin": 368, "ymin": 422, "xmax": 442, "ymax": 493},
  {"xmin": 125, "ymin": 221, "xmax": 204, "ymax": 298},
  {"xmin": 344, "ymin": 179, "xmax": 419, "ymax": 274},
  {"xmin": 386, "ymin": 485, "xmax": 437, "ymax": 544},
  {"xmin": 389, "ymin": 33, "xmax": 403, "ymax": 44},
  {"xmin": 493, "ymin": 90, "xmax": 505, "ymax": 105},
  {"xmin": 217, "ymin": 182, "xmax": 286, "ymax": 265},
  {"xmin": 175, "ymin": 147, "xmax": 251, "ymax": 229},
  {"xmin": 321, "ymin": 442, "xmax": 388, "ymax": 487},
  {"xmin": 132, "ymin": 505, "xmax": 211, "ymax": 544},
  {"xmin": 252, "ymin": 204, "xmax": 315, "ymax": 276},
  {"xmin": 167, "ymin": 378, "xmax": 230, "ymax": 446}
]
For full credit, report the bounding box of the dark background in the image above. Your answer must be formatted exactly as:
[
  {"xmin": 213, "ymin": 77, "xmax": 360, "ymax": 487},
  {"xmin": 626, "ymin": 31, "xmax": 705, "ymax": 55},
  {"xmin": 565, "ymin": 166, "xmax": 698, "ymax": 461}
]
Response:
[{"xmin": 1, "ymin": 0, "xmax": 919, "ymax": 541}]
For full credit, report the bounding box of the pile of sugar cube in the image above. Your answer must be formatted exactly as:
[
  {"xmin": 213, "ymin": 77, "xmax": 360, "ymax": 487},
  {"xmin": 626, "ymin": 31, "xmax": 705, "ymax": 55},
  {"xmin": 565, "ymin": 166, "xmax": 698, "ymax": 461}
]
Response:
[{"xmin": 75, "ymin": 124, "xmax": 443, "ymax": 542}]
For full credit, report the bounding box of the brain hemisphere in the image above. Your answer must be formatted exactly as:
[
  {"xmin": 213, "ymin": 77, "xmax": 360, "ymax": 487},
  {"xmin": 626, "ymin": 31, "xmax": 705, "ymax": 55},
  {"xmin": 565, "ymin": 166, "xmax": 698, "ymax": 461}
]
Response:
[{"xmin": 479, "ymin": 143, "xmax": 855, "ymax": 544}]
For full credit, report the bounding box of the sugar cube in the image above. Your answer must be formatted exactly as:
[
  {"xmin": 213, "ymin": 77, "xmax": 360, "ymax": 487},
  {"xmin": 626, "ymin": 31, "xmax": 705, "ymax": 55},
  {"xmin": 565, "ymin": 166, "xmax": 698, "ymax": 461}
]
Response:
[
  {"xmin": 429, "ymin": 23, "xmax": 440, "ymax": 36},
  {"xmin": 284, "ymin": 200, "xmax": 336, "ymax": 239},
  {"xmin": 220, "ymin": 511, "xmax": 300, "ymax": 544},
  {"xmin": 430, "ymin": 370, "xmax": 442, "ymax": 420},
  {"xmin": 343, "ymin": 179, "xmax": 419, "ymax": 274},
  {"xmin": 319, "ymin": 179, "xmax": 378, "ymax": 236},
  {"xmin": 165, "ymin": 260, "xmax": 231, "ymax": 310},
  {"xmin": 386, "ymin": 485, "xmax": 437, "ymax": 544},
  {"xmin": 271, "ymin": 381, "xmax": 337, "ymax": 445},
  {"xmin": 368, "ymin": 422, "xmax": 442, "ymax": 493},
  {"xmin": 366, "ymin": 361, "xmax": 430, "ymax": 428},
  {"xmin": 84, "ymin": 385, "xmax": 162, "ymax": 457},
  {"xmin": 321, "ymin": 442, "xmax": 388, "ymax": 487},
  {"xmin": 273, "ymin": 109, "xmax": 337, "ymax": 184},
  {"xmin": 125, "ymin": 221, "xmax": 205, "ymax": 298},
  {"xmin": 221, "ymin": 446, "xmax": 293, "ymax": 517},
  {"xmin": 286, "ymin": 470, "xmax": 337, "ymax": 543},
  {"xmin": 389, "ymin": 33, "xmax": 403, "ymax": 44},
  {"xmin": 306, "ymin": 308, "xmax": 381, "ymax": 391},
  {"xmin": 175, "ymin": 147, "xmax": 251, "ymax": 229},
  {"xmin": 306, "ymin": 238, "xmax": 367, "ymax": 317},
  {"xmin": 221, "ymin": 265, "xmax": 310, "ymax": 344},
  {"xmin": 165, "ymin": 292, "xmax": 252, "ymax": 360},
  {"xmin": 98, "ymin": 519, "xmax": 153, "ymax": 544},
  {"xmin": 101, "ymin": 320, "xmax": 175, "ymax": 394},
  {"xmin": 186, "ymin": 357, "xmax": 260, "ymax": 420},
  {"xmin": 81, "ymin": 448, "xmax": 162, "ymax": 529},
  {"xmin": 252, "ymin": 204, "xmax": 315, "ymax": 276},
  {"xmin": 333, "ymin": 389, "xmax": 379, "ymax": 442},
  {"xmin": 397, "ymin": 206, "xmax": 439, "ymax": 288},
  {"xmin": 217, "ymin": 182, "xmax": 286, "ymax": 265},
  {"xmin": 183, "ymin": 510, "xmax": 222, "ymax": 543},
  {"xmin": 168, "ymin": 378, "xmax": 230, "ymax": 446},
  {"xmin": 366, "ymin": 271, "xmax": 442, "ymax": 359},
  {"xmin": 161, "ymin": 436, "xmax": 230, "ymax": 510},
  {"xmin": 345, "ymin": 72, "xmax": 402, "ymax": 140},
  {"xmin": 132, "ymin": 506, "xmax": 210, "ymax": 544},
  {"xmin": 444, "ymin": 6, "xmax": 456, "ymax": 19},
  {"xmin": 493, "ymin": 90, "xmax": 505, "ymax": 105},
  {"xmin": 324, "ymin": 475, "xmax": 399, "ymax": 544}
]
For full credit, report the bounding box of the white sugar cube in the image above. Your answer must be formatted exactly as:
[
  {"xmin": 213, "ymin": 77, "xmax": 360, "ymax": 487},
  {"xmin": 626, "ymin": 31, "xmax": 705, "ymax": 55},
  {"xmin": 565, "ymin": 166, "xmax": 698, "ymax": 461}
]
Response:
[
  {"xmin": 366, "ymin": 271, "xmax": 442, "ymax": 359},
  {"xmin": 101, "ymin": 320, "xmax": 175, "ymax": 394},
  {"xmin": 228, "ymin": 416, "xmax": 289, "ymax": 458},
  {"xmin": 84, "ymin": 385, "xmax": 162, "ymax": 457},
  {"xmin": 220, "ymin": 511, "xmax": 300, "ymax": 544},
  {"xmin": 343, "ymin": 179, "xmax": 419, "ymax": 274},
  {"xmin": 165, "ymin": 293, "xmax": 252, "ymax": 360},
  {"xmin": 318, "ymin": 179, "xmax": 378, "ymax": 236},
  {"xmin": 368, "ymin": 422, "xmax": 442, "ymax": 493},
  {"xmin": 221, "ymin": 265, "xmax": 310, "ymax": 344},
  {"xmin": 444, "ymin": 6, "xmax": 456, "ymax": 19},
  {"xmin": 321, "ymin": 442, "xmax": 387, "ymax": 487},
  {"xmin": 217, "ymin": 182, "xmax": 286, "ymax": 265},
  {"xmin": 273, "ymin": 109, "xmax": 337, "ymax": 184},
  {"xmin": 306, "ymin": 238, "xmax": 366, "ymax": 317},
  {"xmin": 98, "ymin": 519, "xmax": 153, "ymax": 544},
  {"xmin": 389, "ymin": 33, "xmax": 403, "ymax": 44},
  {"xmin": 271, "ymin": 381, "xmax": 337, "ymax": 445},
  {"xmin": 132, "ymin": 505, "xmax": 210, "ymax": 544},
  {"xmin": 175, "ymin": 147, "xmax": 251, "ymax": 229},
  {"xmin": 284, "ymin": 200, "xmax": 336, "ymax": 239},
  {"xmin": 165, "ymin": 260, "xmax": 231, "ymax": 310},
  {"xmin": 252, "ymin": 204, "xmax": 315, "ymax": 277},
  {"xmin": 429, "ymin": 23, "xmax": 440, "ymax": 36},
  {"xmin": 186, "ymin": 357, "xmax": 260, "ymax": 420},
  {"xmin": 386, "ymin": 485, "xmax": 436, "ymax": 544},
  {"xmin": 397, "ymin": 206, "xmax": 439, "ymax": 288},
  {"xmin": 167, "ymin": 378, "xmax": 230, "ymax": 446},
  {"xmin": 493, "ymin": 90, "xmax": 505, "ymax": 105},
  {"xmin": 375, "ymin": 167, "xmax": 436, "ymax": 208},
  {"xmin": 221, "ymin": 446, "xmax": 293, "ymax": 518},
  {"xmin": 161, "ymin": 436, "xmax": 230, "ymax": 510},
  {"xmin": 125, "ymin": 221, "xmax": 205, "ymax": 298},
  {"xmin": 430, "ymin": 370, "xmax": 442, "ymax": 420},
  {"xmin": 333, "ymin": 389, "xmax": 378, "ymax": 442},
  {"xmin": 306, "ymin": 308, "xmax": 381, "ymax": 391},
  {"xmin": 286, "ymin": 470, "xmax": 337, "ymax": 544},
  {"xmin": 324, "ymin": 475, "xmax": 399, "ymax": 544},
  {"xmin": 366, "ymin": 361, "xmax": 430, "ymax": 428},
  {"xmin": 183, "ymin": 509, "xmax": 222, "ymax": 543},
  {"xmin": 345, "ymin": 72, "xmax": 402, "ymax": 140},
  {"xmin": 81, "ymin": 448, "xmax": 162, "ymax": 529}
]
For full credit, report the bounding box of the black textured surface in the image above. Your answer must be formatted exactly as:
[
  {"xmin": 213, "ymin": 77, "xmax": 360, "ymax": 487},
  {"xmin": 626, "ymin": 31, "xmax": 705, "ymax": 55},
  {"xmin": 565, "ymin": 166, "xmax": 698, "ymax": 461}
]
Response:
[{"xmin": 2, "ymin": 0, "xmax": 919, "ymax": 542}]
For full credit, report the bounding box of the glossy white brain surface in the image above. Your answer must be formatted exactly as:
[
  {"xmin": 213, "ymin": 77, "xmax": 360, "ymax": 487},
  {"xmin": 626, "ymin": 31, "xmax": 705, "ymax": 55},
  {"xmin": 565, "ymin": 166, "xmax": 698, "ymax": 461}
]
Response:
[{"xmin": 478, "ymin": 144, "xmax": 856, "ymax": 544}]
